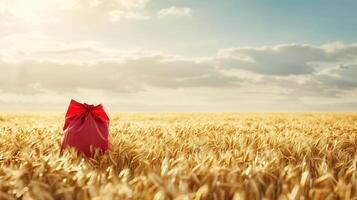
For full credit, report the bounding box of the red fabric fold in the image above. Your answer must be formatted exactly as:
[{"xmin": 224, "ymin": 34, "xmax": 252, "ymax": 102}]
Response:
[{"xmin": 61, "ymin": 99, "xmax": 110, "ymax": 157}]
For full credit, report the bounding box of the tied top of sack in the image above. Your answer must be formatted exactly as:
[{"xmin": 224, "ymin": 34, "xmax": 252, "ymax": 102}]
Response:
[{"xmin": 61, "ymin": 99, "xmax": 110, "ymax": 157}]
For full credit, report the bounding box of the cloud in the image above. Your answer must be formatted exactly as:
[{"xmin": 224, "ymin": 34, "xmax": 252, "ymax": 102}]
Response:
[
  {"xmin": 157, "ymin": 6, "xmax": 192, "ymax": 18},
  {"xmin": 216, "ymin": 43, "xmax": 357, "ymax": 75},
  {"xmin": 0, "ymin": 34, "xmax": 357, "ymax": 111},
  {"xmin": 0, "ymin": 55, "xmax": 237, "ymax": 96},
  {"xmin": 0, "ymin": 32, "xmax": 109, "ymax": 61},
  {"xmin": 109, "ymin": 10, "xmax": 150, "ymax": 21},
  {"xmin": 115, "ymin": 0, "xmax": 152, "ymax": 9},
  {"xmin": 316, "ymin": 64, "xmax": 357, "ymax": 90},
  {"xmin": 34, "ymin": 47, "xmax": 99, "ymax": 55}
]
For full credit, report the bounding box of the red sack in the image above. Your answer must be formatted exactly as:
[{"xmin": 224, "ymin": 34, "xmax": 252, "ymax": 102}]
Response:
[{"xmin": 61, "ymin": 99, "xmax": 110, "ymax": 157}]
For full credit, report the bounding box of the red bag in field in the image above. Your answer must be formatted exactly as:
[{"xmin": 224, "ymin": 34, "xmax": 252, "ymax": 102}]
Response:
[{"xmin": 61, "ymin": 99, "xmax": 110, "ymax": 157}]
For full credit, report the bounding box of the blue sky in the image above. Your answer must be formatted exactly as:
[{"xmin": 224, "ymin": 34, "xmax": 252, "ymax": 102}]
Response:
[
  {"xmin": 142, "ymin": 0, "xmax": 357, "ymax": 56},
  {"xmin": 0, "ymin": 0, "xmax": 356, "ymax": 111},
  {"xmin": 35, "ymin": 0, "xmax": 357, "ymax": 56}
]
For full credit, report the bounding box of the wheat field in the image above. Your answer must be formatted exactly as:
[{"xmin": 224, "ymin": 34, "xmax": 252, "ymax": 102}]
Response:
[{"xmin": 0, "ymin": 113, "xmax": 356, "ymax": 200}]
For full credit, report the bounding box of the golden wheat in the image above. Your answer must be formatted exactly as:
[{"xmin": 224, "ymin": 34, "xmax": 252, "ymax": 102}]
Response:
[{"xmin": 0, "ymin": 113, "xmax": 356, "ymax": 200}]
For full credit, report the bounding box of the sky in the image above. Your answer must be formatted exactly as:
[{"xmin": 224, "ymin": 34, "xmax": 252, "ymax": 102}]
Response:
[{"xmin": 0, "ymin": 0, "xmax": 357, "ymax": 112}]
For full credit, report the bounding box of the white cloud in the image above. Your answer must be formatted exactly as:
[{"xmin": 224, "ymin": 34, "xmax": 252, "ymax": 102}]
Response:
[
  {"xmin": 158, "ymin": 6, "xmax": 192, "ymax": 18},
  {"xmin": 0, "ymin": 32, "xmax": 108, "ymax": 61},
  {"xmin": 316, "ymin": 64, "xmax": 357, "ymax": 89},
  {"xmin": 89, "ymin": 0, "xmax": 102, "ymax": 7},
  {"xmin": 216, "ymin": 43, "xmax": 357, "ymax": 75},
  {"xmin": 115, "ymin": 0, "xmax": 152, "ymax": 9},
  {"xmin": 109, "ymin": 10, "xmax": 150, "ymax": 21},
  {"xmin": 0, "ymin": 33, "xmax": 357, "ymax": 111},
  {"xmin": 0, "ymin": 55, "xmax": 233, "ymax": 94}
]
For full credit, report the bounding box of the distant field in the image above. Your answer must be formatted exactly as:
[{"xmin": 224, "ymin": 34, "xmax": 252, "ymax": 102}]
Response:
[{"xmin": 0, "ymin": 113, "xmax": 356, "ymax": 200}]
